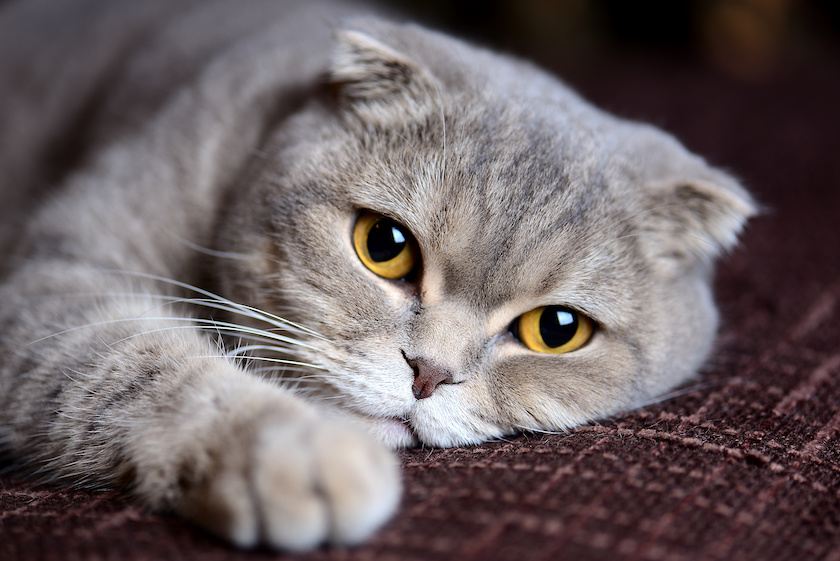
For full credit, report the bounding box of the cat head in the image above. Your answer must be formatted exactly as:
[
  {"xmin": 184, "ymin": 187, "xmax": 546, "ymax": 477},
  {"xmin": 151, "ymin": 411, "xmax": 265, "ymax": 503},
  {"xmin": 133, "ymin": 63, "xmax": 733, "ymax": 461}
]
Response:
[{"xmin": 216, "ymin": 19, "xmax": 755, "ymax": 448}]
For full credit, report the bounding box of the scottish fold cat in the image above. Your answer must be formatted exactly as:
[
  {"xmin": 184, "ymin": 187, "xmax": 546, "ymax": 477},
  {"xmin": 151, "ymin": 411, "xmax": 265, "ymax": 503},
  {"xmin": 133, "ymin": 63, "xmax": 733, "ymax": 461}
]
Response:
[{"xmin": 0, "ymin": 0, "xmax": 754, "ymax": 551}]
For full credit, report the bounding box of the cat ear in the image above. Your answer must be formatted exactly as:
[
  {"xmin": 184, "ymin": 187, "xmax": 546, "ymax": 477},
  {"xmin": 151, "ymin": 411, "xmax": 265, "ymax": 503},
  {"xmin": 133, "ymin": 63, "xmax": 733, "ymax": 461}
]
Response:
[
  {"xmin": 638, "ymin": 167, "xmax": 756, "ymax": 271},
  {"xmin": 329, "ymin": 29, "xmax": 439, "ymax": 111}
]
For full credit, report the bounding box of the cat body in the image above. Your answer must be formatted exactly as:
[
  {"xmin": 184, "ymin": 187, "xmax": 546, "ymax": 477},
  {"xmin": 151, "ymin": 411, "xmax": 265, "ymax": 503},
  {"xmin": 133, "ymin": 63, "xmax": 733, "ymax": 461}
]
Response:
[{"xmin": 0, "ymin": 0, "xmax": 754, "ymax": 550}]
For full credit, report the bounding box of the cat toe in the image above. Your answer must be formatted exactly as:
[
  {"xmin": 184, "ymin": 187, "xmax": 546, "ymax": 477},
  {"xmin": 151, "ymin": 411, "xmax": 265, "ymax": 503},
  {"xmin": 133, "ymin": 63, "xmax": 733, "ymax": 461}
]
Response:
[
  {"xmin": 251, "ymin": 423, "xmax": 330, "ymax": 551},
  {"xmin": 253, "ymin": 418, "xmax": 401, "ymax": 551},
  {"xmin": 176, "ymin": 454, "xmax": 262, "ymax": 549},
  {"xmin": 310, "ymin": 423, "xmax": 402, "ymax": 545}
]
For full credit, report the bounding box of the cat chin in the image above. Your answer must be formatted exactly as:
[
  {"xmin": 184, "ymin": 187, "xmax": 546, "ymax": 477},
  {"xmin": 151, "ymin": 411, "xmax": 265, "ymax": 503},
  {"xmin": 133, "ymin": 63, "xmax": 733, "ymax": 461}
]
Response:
[
  {"xmin": 338, "ymin": 410, "xmax": 419, "ymax": 449},
  {"xmin": 367, "ymin": 417, "xmax": 420, "ymax": 449}
]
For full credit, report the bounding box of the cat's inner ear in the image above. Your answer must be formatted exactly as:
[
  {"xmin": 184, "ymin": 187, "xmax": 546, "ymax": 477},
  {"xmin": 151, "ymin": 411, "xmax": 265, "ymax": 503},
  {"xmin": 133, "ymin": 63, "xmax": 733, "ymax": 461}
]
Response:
[
  {"xmin": 639, "ymin": 174, "xmax": 756, "ymax": 272},
  {"xmin": 329, "ymin": 28, "xmax": 440, "ymax": 113}
]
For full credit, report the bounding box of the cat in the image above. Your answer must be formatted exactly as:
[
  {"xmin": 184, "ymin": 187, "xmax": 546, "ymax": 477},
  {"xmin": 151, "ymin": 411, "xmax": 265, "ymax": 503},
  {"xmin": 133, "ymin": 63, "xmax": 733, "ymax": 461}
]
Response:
[{"xmin": 0, "ymin": 0, "xmax": 755, "ymax": 551}]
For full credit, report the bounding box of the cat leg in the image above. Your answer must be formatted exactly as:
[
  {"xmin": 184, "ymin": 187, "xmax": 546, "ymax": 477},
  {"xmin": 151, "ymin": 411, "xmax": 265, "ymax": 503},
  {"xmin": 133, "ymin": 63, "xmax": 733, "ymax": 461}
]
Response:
[{"xmin": 0, "ymin": 266, "xmax": 400, "ymax": 550}]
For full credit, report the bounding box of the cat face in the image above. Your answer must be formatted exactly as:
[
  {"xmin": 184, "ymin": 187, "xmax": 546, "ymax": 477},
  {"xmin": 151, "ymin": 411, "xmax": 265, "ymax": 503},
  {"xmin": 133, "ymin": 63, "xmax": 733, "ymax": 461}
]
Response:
[{"xmin": 216, "ymin": 22, "xmax": 754, "ymax": 448}]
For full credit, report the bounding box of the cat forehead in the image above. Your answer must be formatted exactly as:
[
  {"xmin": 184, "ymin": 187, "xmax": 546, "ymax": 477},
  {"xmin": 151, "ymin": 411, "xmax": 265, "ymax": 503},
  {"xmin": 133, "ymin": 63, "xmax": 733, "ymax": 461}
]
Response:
[
  {"xmin": 336, "ymin": 90, "xmax": 628, "ymax": 211},
  {"xmin": 271, "ymin": 77, "xmax": 645, "ymax": 310},
  {"xmin": 335, "ymin": 125, "xmax": 637, "ymax": 314}
]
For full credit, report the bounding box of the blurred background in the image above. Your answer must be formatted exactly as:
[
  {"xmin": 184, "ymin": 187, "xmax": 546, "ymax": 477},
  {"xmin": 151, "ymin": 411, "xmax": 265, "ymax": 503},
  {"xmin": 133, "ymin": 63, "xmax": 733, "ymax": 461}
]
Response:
[{"xmin": 386, "ymin": 0, "xmax": 840, "ymax": 83}]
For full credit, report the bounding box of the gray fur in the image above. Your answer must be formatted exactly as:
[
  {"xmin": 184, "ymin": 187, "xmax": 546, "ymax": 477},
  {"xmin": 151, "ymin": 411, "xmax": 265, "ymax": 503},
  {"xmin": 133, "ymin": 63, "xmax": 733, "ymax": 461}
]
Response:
[{"xmin": 0, "ymin": 0, "xmax": 754, "ymax": 551}]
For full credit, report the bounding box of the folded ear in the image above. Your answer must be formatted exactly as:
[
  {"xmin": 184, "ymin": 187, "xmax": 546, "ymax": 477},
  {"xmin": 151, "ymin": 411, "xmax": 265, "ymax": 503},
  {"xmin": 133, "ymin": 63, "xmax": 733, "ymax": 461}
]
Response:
[
  {"xmin": 329, "ymin": 29, "xmax": 440, "ymax": 118},
  {"xmin": 636, "ymin": 168, "xmax": 756, "ymax": 273},
  {"xmin": 617, "ymin": 121, "xmax": 756, "ymax": 273}
]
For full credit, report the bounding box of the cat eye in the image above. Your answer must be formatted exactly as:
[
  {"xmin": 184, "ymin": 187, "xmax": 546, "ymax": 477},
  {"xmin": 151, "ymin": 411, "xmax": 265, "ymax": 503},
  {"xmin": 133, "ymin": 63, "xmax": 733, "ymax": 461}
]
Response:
[
  {"xmin": 513, "ymin": 306, "xmax": 594, "ymax": 354},
  {"xmin": 353, "ymin": 212, "xmax": 420, "ymax": 280}
]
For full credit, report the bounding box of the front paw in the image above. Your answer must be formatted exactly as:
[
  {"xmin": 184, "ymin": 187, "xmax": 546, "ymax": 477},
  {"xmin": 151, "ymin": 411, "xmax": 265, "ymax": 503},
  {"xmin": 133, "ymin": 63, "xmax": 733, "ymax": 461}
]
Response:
[{"xmin": 176, "ymin": 412, "xmax": 401, "ymax": 551}]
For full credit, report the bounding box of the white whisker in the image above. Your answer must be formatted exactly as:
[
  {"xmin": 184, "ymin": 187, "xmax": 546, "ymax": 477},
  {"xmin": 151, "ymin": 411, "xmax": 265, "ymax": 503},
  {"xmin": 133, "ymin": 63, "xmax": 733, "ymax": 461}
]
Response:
[
  {"xmin": 167, "ymin": 231, "xmax": 250, "ymax": 261},
  {"xmin": 100, "ymin": 270, "xmax": 328, "ymax": 340},
  {"xmin": 30, "ymin": 314, "xmax": 322, "ymax": 354}
]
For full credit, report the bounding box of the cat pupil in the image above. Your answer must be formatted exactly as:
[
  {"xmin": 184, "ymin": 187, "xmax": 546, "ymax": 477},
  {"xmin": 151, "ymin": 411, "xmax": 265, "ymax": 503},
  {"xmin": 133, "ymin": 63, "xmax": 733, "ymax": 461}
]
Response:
[
  {"xmin": 540, "ymin": 307, "xmax": 578, "ymax": 348},
  {"xmin": 367, "ymin": 220, "xmax": 407, "ymax": 263}
]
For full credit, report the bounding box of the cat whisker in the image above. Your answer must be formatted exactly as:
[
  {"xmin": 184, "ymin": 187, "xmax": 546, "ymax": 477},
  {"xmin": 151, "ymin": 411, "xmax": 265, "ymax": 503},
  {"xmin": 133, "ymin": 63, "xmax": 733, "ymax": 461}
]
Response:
[
  {"xmin": 230, "ymin": 354, "xmax": 326, "ymax": 371},
  {"xmin": 175, "ymin": 297, "xmax": 327, "ymax": 341},
  {"xmin": 12, "ymin": 286, "xmax": 316, "ymax": 355},
  {"xmin": 75, "ymin": 290, "xmax": 311, "ymax": 340},
  {"xmin": 298, "ymin": 394, "xmax": 346, "ymax": 403},
  {"xmin": 180, "ymin": 352, "xmax": 325, "ymax": 372},
  {"xmin": 31, "ymin": 316, "xmax": 323, "ymax": 355},
  {"xmin": 190, "ymin": 318, "xmax": 322, "ymax": 350},
  {"xmin": 635, "ymin": 378, "xmax": 736, "ymax": 408},
  {"xmin": 275, "ymin": 375, "xmax": 333, "ymax": 384},
  {"xmin": 193, "ymin": 323, "xmax": 309, "ymax": 345},
  {"xmin": 521, "ymin": 426, "xmax": 570, "ymax": 437},
  {"xmin": 252, "ymin": 368, "xmax": 326, "ymax": 380},
  {"xmin": 97, "ymin": 269, "xmax": 329, "ymax": 340},
  {"xmin": 225, "ymin": 342, "xmax": 309, "ymax": 356},
  {"xmin": 169, "ymin": 232, "xmax": 250, "ymax": 261}
]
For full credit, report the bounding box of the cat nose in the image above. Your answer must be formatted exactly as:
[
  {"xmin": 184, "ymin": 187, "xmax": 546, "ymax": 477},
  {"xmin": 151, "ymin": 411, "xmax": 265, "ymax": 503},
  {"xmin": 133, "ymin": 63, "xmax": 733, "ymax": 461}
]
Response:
[{"xmin": 407, "ymin": 357, "xmax": 453, "ymax": 400}]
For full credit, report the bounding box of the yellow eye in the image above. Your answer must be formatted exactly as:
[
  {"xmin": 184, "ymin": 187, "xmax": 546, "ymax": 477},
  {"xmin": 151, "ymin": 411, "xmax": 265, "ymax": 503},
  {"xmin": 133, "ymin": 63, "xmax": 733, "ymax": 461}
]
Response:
[
  {"xmin": 514, "ymin": 306, "xmax": 594, "ymax": 354},
  {"xmin": 353, "ymin": 212, "xmax": 420, "ymax": 280}
]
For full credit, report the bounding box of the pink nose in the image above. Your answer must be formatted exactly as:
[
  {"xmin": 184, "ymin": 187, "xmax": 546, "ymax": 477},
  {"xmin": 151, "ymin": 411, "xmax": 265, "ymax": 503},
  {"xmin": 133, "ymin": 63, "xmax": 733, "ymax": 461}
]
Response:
[{"xmin": 408, "ymin": 357, "xmax": 453, "ymax": 400}]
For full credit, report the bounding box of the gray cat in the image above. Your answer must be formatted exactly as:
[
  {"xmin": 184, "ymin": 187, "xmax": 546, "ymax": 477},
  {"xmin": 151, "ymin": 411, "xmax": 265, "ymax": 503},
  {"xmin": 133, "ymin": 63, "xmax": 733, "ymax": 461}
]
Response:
[{"xmin": 0, "ymin": 0, "xmax": 755, "ymax": 551}]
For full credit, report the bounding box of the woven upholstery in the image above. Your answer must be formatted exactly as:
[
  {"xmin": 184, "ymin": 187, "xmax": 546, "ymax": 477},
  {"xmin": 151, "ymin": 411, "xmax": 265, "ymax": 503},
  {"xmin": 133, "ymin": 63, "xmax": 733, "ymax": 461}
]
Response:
[{"xmin": 2, "ymin": 50, "xmax": 839, "ymax": 561}]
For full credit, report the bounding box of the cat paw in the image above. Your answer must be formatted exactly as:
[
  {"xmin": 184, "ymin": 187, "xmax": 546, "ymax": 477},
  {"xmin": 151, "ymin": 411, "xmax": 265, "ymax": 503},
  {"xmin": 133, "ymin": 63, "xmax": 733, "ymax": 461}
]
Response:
[{"xmin": 176, "ymin": 413, "xmax": 401, "ymax": 551}]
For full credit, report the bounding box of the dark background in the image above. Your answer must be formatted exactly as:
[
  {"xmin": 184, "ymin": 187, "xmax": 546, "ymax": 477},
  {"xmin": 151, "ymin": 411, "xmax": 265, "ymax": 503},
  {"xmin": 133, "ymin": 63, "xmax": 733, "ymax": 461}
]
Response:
[{"xmin": 389, "ymin": 0, "xmax": 840, "ymax": 81}]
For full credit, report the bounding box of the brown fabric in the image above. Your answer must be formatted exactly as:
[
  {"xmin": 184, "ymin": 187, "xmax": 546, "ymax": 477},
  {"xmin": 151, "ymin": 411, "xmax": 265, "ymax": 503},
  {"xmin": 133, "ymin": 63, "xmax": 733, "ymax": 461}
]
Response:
[{"xmin": 2, "ymin": 56, "xmax": 839, "ymax": 561}]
